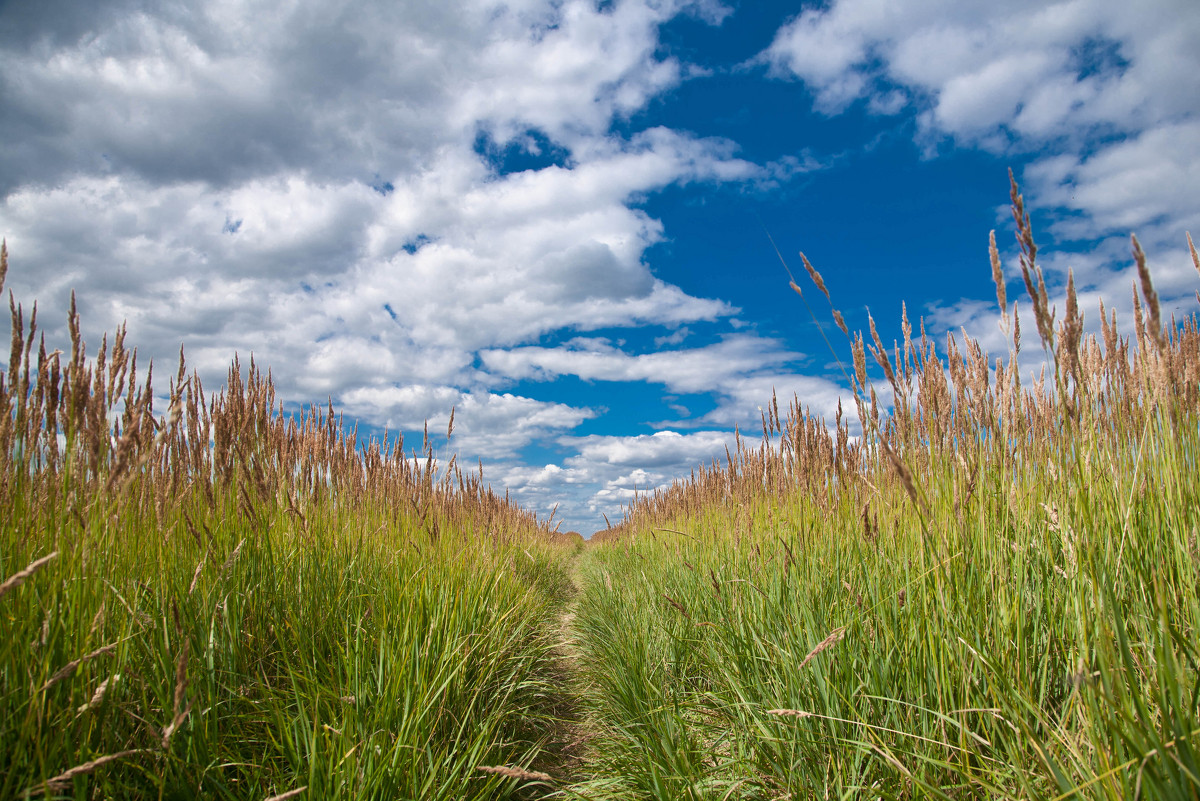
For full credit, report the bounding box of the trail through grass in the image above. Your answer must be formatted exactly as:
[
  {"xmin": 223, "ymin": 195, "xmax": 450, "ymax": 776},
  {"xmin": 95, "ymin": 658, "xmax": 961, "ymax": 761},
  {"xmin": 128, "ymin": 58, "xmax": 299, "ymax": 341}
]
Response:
[
  {"xmin": 5, "ymin": 177, "xmax": 1200, "ymax": 800},
  {"xmin": 550, "ymin": 182, "xmax": 1200, "ymax": 799}
]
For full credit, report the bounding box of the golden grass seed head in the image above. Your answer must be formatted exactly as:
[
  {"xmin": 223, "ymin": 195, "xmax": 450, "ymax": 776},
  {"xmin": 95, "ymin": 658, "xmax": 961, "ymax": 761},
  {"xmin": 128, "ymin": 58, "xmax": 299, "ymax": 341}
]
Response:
[
  {"xmin": 989, "ymin": 229, "xmax": 1007, "ymax": 320},
  {"xmin": 801, "ymin": 252, "xmax": 830, "ymax": 302},
  {"xmin": 476, "ymin": 765, "xmax": 554, "ymax": 783},
  {"xmin": 1132, "ymin": 234, "xmax": 1165, "ymax": 351},
  {"xmin": 0, "ymin": 551, "xmax": 59, "ymax": 600}
]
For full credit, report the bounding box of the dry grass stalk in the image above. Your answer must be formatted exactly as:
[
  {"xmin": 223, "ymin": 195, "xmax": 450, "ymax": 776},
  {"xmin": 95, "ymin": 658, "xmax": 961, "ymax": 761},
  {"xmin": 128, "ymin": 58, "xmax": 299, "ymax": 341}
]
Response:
[
  {"xmin": 767, "ymin": 708, "xmax": 815, "ymax": 718},
  {"xmin": 40, "ymin": 640, "xmax": 123, "ymax": 692},
  {"xmin": 1132, "ymin": 234, "xmax": 1165, "ymax": 351},
  {"xmin": 475, "ymin": 765, "xmax": 554, "ymax": 782},
  {"xmin": 87, "ymin": 602, "xmax": 106, "ymax": 641},
  {"xmin": 219, "ymin": 539, "xmax": 246, "ymax": 580},
  {"xmin": 162, "ymin": 600, "xmax": 192, "ymax": 747},
  {"xmin": 25, "ymin": 749, "xmax": 151, "ymax": 796},
  {"xmin": 880, "ymin": 438, "xmax": 930, "ymax": 520},
  {"xmin": 797, "ymin": 626, "xmax": 847, "ymax": 670},
  {"xmin": 263, "ymin": 786, "xmax": 309, "ymax": 801},
  {"xmin": 826, "ymin": 309, "xmax": 846, "ymax": 340},
  {"xmin": 1189, "ymin": 232, "xmax": 1199, "ymax": 276},
  {"xmin": 76, "ymin": 674, "xmax": 120, "ymax": 716},
  {"xmin": 872, "ymin": 743, "xmax": 915, "ymax": 779},
  {"xmin": 0, "ymin": 551, "xmax": 59, "ymax": 600},
  {"xmin": 663, "ymin": 594, "xmax": 692, "ymax": 620},
  {"xmin": 801, "ymin": 253, "xmax": 830, "ymax": 303},
  {"xmin": 851, "ymin": 334, "xmax": 867, "ymax": 390},
  {"xmin": 867, "ymin": 312, "xmax": 898, "ymax": 394},
  {"xmin": 188, "ymin": 552, "xmax": 207, "ymax": 595},
  {"xmin": 1009, "ymin": 170, "xmax": 1055, "ymax": 350},
  {"xmin": 989, "ymin": 230, "xmax": 1007, "ymax": 325},
  {"xmin": 1062, "ymin": 268, "xmax": 1082, "ymax": 386}
]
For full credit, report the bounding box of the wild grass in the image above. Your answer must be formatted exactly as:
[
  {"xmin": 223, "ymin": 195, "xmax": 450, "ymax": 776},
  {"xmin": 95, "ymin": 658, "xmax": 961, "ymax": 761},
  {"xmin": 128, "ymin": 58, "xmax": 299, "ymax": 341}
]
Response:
[
  {"xmin": 0, "ymin": 240, "xmax": 580, "ymax": 799},
  {"xmin": 573, "ymin": 177, "xmax": 1200, "ymax": 799},
  {"xmin": 5, "ymin": 173, "xmax": 1198, "ymax": 800}
]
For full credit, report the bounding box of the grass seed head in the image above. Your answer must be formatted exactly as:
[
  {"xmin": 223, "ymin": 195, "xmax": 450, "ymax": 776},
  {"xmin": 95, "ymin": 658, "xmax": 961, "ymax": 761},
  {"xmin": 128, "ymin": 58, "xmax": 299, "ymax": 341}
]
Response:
[
  {"xmin": 0, "ymin": 551, "xmax": 59, "ymax": 601},
  {"xmin": 797, "ymin": 626, "xmax": 847, "ymax": 670},
  {"xmin": 476, "ymin": 765, "xmax": 554, "ymax": 783}
]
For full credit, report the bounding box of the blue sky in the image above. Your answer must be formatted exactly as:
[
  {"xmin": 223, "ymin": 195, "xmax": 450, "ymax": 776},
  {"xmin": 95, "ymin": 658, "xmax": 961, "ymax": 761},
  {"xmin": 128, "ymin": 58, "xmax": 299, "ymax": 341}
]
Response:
[{"xmin": 2, "ymin": 0, "xmax": 1198, "ymax": 534}]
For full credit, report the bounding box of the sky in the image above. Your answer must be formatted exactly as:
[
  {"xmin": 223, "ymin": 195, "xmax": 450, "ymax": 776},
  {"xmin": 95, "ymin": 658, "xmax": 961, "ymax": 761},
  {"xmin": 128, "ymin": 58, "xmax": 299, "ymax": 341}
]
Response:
[{"xmin": 1, "ymin": 0, "xmax": 1198, "ymax": 536}]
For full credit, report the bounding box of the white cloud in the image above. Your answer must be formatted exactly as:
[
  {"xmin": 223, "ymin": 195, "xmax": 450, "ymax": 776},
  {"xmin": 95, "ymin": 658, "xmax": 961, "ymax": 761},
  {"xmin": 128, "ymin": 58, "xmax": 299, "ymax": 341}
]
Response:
[
  {"xmin": 762, "ymin": 0, "xmax": 1200, "ymax": 142},
  {"xmin": 0, "ymin": 1, "xmax": 763, "ymax": 406},
  {"xmin": 760, "ymin": 6, "xmax": 870, "ymax": 113},
  {"xmin": 691, "ymin": 372, "xmax": 848, "ymax": 429},
  {"xmin": 480, "ymin": 333, "xmax": 794, "ymax": 391},
  {"xmin": 480, "ymin": 333, "xmax": 851, "ymax": 434},
  {"xmin": 758, "ymin": 0, "xmax": 1200, "ymax": 238},
  {"xmin": 339, "ymin": 385, "xmax": 597, "ymax": 459},
  {"xmin": 552, "ymin": 428, "xmax": 738, "ymax": 525},
  {"xmin": 759, "ymin": 0, "xmax": 1200, "ymax": 388},
  {"xmin": 0, "ymin": 0, "xmax": 780, "ymax": 538},
  {"xmin": 653, "ymin": 326, "xmax": 691, "ymax": 347},
  {"xmin": 0, "ymin": 0, "xmax": 739, "ymax": 192},
  {"xmin": 568, "ymin": 429, "xmax": 733, "ymax": 468},
  {"xmin": 1024, "ymin": 121, "xmax": 1200, "ymax": 242}
]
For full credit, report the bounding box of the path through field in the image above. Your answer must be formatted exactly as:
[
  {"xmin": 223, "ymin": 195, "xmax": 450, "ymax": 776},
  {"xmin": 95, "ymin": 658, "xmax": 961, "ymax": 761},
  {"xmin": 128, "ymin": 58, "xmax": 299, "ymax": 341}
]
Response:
[{"xmin": 518, "ymin": 551, "xmax": 595, "ymax": 798}]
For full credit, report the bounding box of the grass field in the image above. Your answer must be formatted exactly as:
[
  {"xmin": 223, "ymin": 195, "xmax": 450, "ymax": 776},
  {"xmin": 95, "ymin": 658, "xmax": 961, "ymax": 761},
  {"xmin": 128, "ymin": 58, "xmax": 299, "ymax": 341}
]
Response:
[{"xmin": 3, "ymin": 177, "xmax": 1199, "ymax": 799}]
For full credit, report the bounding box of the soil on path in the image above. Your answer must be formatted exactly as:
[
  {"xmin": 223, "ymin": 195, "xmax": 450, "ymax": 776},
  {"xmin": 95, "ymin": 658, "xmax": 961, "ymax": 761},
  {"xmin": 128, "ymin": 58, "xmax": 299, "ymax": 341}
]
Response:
[{"xmin": 521, "ymin": 552, "xmax": 594, "ymax": 797}]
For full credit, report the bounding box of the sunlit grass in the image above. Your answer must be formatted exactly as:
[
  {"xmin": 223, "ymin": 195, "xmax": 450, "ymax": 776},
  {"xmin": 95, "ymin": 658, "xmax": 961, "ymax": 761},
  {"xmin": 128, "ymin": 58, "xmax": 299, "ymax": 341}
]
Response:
[
  {"xmin": 4, "ymin": 178, "xmax": 1199, "ymax": 800},
  {"xmin": 571, "ymin": 182, "xmax": 1200, "ymax": 799},
  {"xmin": 0, "ymin": 238, "xmax": 580, "ymax": 798}
]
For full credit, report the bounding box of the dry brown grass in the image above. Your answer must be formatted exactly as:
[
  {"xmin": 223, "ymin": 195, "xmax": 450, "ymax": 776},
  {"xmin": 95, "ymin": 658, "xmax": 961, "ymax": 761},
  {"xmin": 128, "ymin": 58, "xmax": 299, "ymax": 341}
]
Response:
[{"xmin": 475, "ymin": 764, "xmax": 555, "ymax": 782}]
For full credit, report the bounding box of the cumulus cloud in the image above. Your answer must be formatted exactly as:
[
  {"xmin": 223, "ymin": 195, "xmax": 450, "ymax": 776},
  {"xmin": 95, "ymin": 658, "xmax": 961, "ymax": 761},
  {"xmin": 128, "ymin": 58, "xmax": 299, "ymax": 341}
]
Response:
[
  {"xmin": 759, "ymin": 0, "xmax": 1200, "ymax": 245},
  {"xmin": 760, "ymin": 0, "xmax": 1200, "ymax": 388},
  {"xmin": 569, "ymin": 429, "xmax": 733, "ymax": 468},
  {"xmin": 0, "ymin": 0, "xmax": 765, "ymax": 400},
  {"xmin": 480, "ymin": 332, "xmax": 850, "ymax": 431},
  {"xmin": 553, "ymin": 429, "xmax": 739, "ymax": 523},
  {"xmin": 0, "ymin": 0, "xmax": 807, "ymax": 537},
  {"xmin": 1023, "ymin": 121, "xmax": 1200, "ymax": 243},
  {"xmin": 340, "ymin": 385, "xmax": 597, "ymax": 459},
  {"xmin": 762, "ymin": 0, "xmax": 1200, "ymax": 141},
  {"xmin": 0, "ymin": 0, "xmax": 739, "ymax": 193}
]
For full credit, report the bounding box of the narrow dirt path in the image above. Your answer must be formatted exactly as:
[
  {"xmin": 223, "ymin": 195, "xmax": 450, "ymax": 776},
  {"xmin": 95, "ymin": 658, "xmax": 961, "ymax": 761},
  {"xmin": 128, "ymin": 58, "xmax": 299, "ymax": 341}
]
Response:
[{"xmin": 523, "ymin": 552, "xmax": 593, "ymax": 797}]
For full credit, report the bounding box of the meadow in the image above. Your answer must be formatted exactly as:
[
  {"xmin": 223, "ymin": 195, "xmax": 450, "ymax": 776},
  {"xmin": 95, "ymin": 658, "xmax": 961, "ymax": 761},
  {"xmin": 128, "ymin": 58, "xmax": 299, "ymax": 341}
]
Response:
[
  {"xmin": 2, "ymin": 175, "xmax": 1198, "ymax": 799},
  {"xmin": 0, "ymin": 242, "xmax": 581, "ymax": 799},
  {"xmin": 572, "ymin": 178, "xmax": 1200, "ymax": 799}
]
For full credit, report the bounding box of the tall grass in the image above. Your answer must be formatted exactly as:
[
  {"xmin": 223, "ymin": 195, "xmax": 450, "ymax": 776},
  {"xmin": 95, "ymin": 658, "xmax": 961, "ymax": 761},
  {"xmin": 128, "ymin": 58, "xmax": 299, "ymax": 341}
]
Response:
[
  {"xmin": 573, "ymin": 178, "xmax": 1200, "ymax": 799},
  {"xmin": 0, "ymin": 240, "xmax": 580, "ymax": 799},
  {"xmin": 6, "ymin": 174, "xmax": 1198, "ymax": 800}
]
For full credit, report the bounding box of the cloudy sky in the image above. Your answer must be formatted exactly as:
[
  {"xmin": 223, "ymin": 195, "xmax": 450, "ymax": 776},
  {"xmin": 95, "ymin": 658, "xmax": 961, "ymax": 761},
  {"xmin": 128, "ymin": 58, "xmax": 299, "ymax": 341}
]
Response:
[{"xmin": 2, "ymin": 0, "xmax": 1198, "ymax": 535}]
